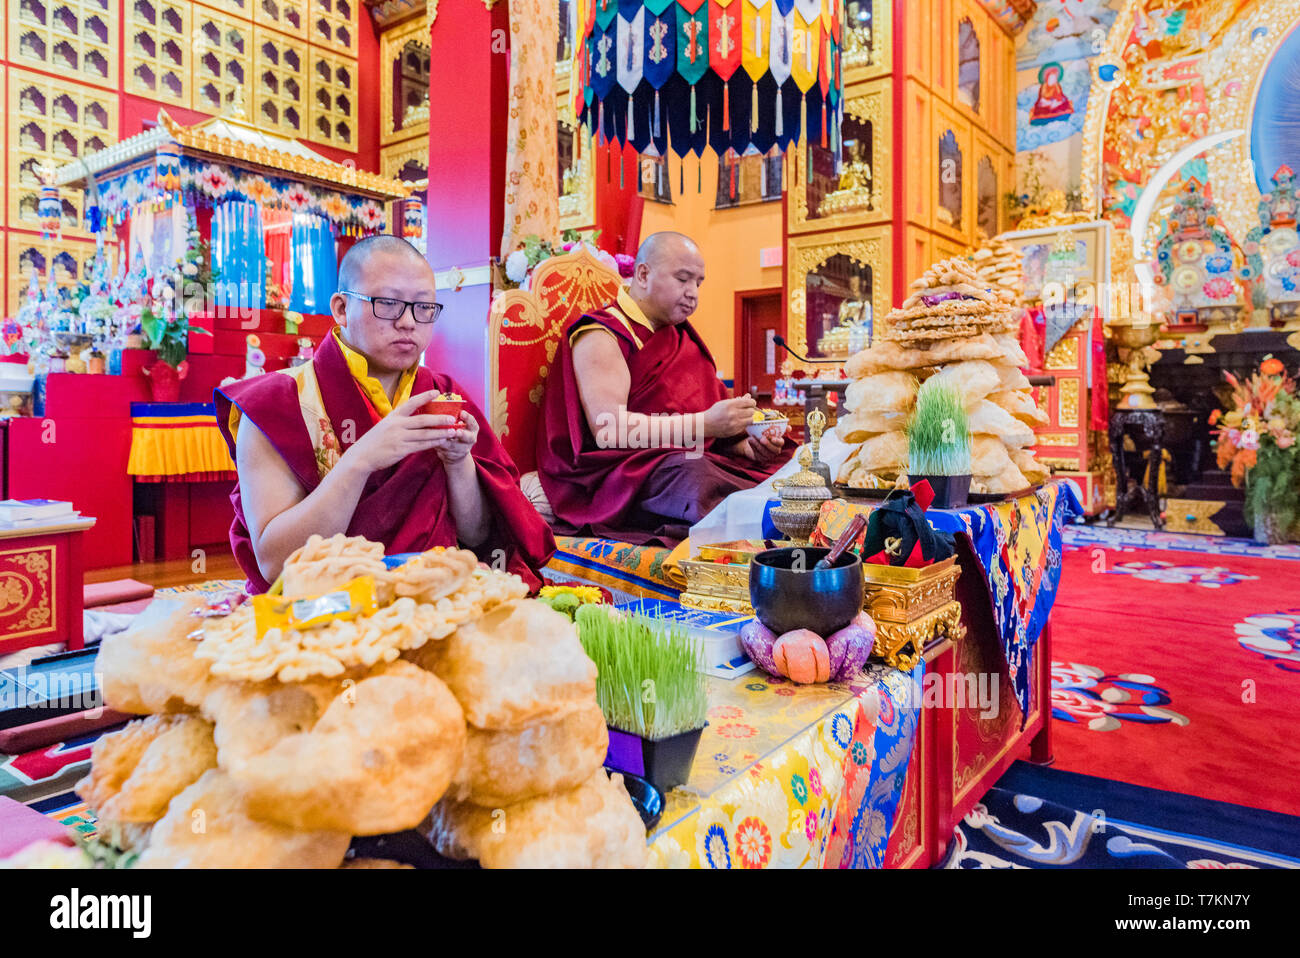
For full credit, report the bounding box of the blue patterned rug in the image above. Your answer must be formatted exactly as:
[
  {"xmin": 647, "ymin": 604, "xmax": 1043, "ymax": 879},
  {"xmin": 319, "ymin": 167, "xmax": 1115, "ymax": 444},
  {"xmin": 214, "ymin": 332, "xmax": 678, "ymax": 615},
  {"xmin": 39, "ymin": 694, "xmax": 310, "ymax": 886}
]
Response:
[{"xmin": 943, "ymin": 763, "xmax": 1300, "ymax": 869}]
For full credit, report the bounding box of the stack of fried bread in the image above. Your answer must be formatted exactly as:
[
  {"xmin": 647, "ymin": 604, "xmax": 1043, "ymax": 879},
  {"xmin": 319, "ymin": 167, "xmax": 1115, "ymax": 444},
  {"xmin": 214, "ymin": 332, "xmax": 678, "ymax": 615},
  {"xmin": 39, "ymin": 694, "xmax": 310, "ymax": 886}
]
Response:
[
  {"xmin": 836, "ymin": 255, "xmax": 1050, "ymax": 495},
  {"xmin": 77, "ymin": 533, "xmax": 647, "ymax": 869},
  {"xmin": 970, "ymin": 234, "xmax": 1024, "ymax": 305}
]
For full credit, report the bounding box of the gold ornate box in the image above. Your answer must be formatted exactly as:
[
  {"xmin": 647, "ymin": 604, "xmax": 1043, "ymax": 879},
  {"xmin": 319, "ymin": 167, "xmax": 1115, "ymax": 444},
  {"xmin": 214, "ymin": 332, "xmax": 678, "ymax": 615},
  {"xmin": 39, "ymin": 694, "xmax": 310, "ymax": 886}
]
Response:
[
  {"xmin": 678, "ymin": 541, "xmax": 791, "ymax": 614},
  {"xmin": 862, "ymin": 557, "xmax": 964, "ymax": 670}
]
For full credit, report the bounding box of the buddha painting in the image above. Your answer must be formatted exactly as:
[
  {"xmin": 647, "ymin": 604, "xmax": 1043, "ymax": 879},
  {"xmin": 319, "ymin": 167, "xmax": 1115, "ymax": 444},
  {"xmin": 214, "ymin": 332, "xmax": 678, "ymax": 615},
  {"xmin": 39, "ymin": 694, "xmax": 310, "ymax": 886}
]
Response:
[{"xmin": 1029, "ymin": 62, "xmax": 1073, "ymax": 126}]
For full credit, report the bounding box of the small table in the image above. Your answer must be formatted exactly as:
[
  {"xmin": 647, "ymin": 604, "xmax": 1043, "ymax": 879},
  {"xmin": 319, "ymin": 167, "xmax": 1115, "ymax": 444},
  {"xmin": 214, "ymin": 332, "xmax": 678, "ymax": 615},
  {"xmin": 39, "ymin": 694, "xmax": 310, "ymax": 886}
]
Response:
[
  {"xmin": 1108, "ymin": 408, "xmax": 1165, "ymax": 530},
  {"xmin": 0, "ymin": 517, "xmax": 96, "ymax": 657}
]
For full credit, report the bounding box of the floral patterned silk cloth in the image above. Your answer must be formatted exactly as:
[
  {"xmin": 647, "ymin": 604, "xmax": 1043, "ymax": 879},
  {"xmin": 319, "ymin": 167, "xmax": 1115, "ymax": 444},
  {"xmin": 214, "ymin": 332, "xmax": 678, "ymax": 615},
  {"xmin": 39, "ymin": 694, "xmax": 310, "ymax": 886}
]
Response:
[
  {"xmin": 649, "ymin": 662, "xmax": 924, "ymax": 869},
  {"xmin": 500, "ymin": 0, "xmax": 560, "ymax": 257},
  {"xmin": 814, "ymin": 480, "xmax": 1083, "ymax": 720}
]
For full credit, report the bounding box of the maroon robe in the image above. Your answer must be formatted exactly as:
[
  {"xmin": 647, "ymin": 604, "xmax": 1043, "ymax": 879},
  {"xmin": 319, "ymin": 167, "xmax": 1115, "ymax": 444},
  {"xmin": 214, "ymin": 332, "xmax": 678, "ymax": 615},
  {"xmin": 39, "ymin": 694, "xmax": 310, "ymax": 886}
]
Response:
[
  {"xmin": 536, "ymin": 301, "xmax": 794, "ymax": 545},
  {"xmin": 215, "ymin": 331, "xmax": 555, "ymax": 593}
]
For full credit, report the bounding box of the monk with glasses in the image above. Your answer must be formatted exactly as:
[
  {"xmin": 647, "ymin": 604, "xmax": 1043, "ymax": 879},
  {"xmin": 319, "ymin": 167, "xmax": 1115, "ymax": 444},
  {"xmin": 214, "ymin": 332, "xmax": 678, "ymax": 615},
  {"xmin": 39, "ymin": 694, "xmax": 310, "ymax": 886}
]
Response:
[{"xmin": 215, "ymin": 235, "xmax": 554, "ymax": 591}]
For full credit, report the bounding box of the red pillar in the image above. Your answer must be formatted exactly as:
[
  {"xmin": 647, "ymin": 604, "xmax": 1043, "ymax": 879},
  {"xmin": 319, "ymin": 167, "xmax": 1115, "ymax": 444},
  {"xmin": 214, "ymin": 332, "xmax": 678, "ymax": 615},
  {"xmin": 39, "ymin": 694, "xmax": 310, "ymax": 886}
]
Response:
[{"xmin": 422, "ymin": 2, "xmax": 511, "ymax": 410}]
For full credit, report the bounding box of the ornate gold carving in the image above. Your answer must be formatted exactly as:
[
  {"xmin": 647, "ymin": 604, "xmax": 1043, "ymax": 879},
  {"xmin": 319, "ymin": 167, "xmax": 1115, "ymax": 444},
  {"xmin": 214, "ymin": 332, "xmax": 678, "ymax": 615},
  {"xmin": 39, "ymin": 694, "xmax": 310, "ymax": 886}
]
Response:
[
  {"xmin": 843, "ymin": 0, "xmax": 892, "ymax": 81},
  {"xmin": 1044, "ymin": 335, "xmax": 1079, "ymax": 370},
  {"xmin": 873, "ymin": 602, "xmax": 965, "ymax": 671},
  {"xmin": 679, "ymin": 559, "xmax": 752, "ymax": 601},
  {"xmin": 680, "ymin": 592, "xmax": 754, "ymax": 614},
  {"xmin": 1162, "ymin": 498, "xmax": 1227, "ymax": 536},
  {"xmin": 1039, "ymin": 456, "xmax": 1081, "ymax": 471},
  {"xmin": 786, "ymin": 226, "xmax": 891, "ymax": 368},
  {"xmin": 381, "ymin": 17, "xmax": 432, "ymax": 146},
  {"xmin": 1058, "ymin": 378, "xmax": 1080, "ymax": 428},
  {"xmin": 0, "ymin": 545, "xmax": 55, "ymax": 639},
  {"xmin": 381, "ymin": 139, "xmax": 429, "ymax": 184},
  {"xmin": 1036, "ymin": 433, "xmax": 1079, "ymax": 447}
]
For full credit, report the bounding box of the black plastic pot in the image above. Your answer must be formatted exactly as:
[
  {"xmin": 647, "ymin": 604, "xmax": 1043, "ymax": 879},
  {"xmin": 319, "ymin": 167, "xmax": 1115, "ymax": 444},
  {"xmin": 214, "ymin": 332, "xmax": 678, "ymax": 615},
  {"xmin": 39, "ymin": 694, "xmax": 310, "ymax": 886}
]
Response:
[
  {"xmin": 910, "ymin": 473, "xmax": 972, "ymax": 509},
  {"xmin": 606, "ymin": 724, "xmax": 707, "ymax": 795}
]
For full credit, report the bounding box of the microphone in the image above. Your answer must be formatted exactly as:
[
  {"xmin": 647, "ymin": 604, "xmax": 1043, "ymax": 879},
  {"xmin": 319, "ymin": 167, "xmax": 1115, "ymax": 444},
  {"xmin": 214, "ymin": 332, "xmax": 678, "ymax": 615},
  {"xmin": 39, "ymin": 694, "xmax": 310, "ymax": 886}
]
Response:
[{"xmin": 771, "ymin": 334, "xmax": 842, "ymax": 365}]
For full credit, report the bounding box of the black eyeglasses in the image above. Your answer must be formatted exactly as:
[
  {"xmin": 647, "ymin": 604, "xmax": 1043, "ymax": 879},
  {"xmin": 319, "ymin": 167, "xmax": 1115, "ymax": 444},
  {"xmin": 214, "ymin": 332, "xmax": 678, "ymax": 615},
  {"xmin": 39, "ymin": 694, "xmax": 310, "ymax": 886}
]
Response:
[{"xmin": 340, "ymin": 291, "xmax": 444, "ymax": 324}]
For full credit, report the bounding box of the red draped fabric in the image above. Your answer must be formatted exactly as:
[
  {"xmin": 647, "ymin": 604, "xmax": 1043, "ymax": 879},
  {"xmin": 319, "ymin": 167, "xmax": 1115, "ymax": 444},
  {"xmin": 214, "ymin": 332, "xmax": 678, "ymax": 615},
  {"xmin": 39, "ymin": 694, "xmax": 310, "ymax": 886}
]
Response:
[{"xmin": 214, "ymin": 332, "xmax": 555, "ymax": 593}]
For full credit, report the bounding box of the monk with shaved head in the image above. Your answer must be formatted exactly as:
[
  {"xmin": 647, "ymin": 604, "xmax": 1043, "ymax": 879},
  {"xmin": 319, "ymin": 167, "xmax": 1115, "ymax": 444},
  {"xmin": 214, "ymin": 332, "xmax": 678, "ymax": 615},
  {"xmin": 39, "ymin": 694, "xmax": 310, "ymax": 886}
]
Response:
[
  {"xmin": 537, "ymin": 231, "xmax": 794, "ymax": 545},
  {"xmin": 215, "ymin": 235, "xmax": 554, "ymax": 591}
]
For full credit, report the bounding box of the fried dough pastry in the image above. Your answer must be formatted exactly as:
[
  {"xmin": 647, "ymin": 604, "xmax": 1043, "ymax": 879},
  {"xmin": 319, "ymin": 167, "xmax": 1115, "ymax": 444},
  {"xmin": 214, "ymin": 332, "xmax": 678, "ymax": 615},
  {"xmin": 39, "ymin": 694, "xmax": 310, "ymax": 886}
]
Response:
[
  {"xmin": 416, "ymin": 600, "xmax": 598, "ymax": 730},
  {"xmin": 843, "ymin": 371, "xmax": 918, "ymax": 415},
  {"xmin": 76, "ymin": 714, "xmax": 217, "ymax": 825},
  {"xmin": 970, "ymin": 436, "xmax": 1014, "ymax": 478},
  {"xmin": 846, "ymin": 334, "xmax": 1004, "ymax": 378},
  {"xmin": 215, "ymin": 661, "xmax": 466, "ymax": 835},
  {"xmin": 196, "ymin": 569, "xmax": 526, "ymax": 683},
  {"xmin": 977, "ymin": 461, "xmax": 1032, "ymax": 494},
  {"xmin": 97, "ymin": 595, "xmax": 221, "ymax": 715},
  {"xmin": 136, "ymin": 770, "xmax": 350, "ymax": 869},
  {"xmin": 967, "ymin": 400, "xmax": 1036, "ymax": 447},
  {"xmin": 1011, "ymin": 448, "xmax": 1051, "ymax": 484},
  {"xmin": 833, "ymin": 409, "xmax": 906, "ymax": 444},
  {"xmin": 280, "ymin": 533, "xmax": 388, "ymax": 598},
  {"xmin": 925, "ymin": 361, "xmax": 999, "ymax": 410},
  {"xmin": 425, "ymin": 770, "xmax": 647, "ymax": 869},
  {"xmin": 450, "ymin": 700, "xmax": 609, "ymax": 807},
  {"xmin": 989, "ymin": 389, "xmax": 1049, "ymax": 425},
  {"xmin": 846, "ymin": 430, "xmax": 909, "ymax": 473},
  {"xmin": 992, "ymin": 363, "xmax": 1032, "ymax": 392},
  {"xmin": 381, "ymin": 547, "xmax": 479, "ymax": 604}
]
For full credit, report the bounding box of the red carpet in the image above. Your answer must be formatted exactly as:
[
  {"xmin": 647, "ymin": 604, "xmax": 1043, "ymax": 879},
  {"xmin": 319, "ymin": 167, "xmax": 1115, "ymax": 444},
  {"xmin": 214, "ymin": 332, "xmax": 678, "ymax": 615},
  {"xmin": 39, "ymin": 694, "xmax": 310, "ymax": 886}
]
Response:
[{"xmin": 1050, "ymin": 542, "xmax": 1300, "ymax": 817}]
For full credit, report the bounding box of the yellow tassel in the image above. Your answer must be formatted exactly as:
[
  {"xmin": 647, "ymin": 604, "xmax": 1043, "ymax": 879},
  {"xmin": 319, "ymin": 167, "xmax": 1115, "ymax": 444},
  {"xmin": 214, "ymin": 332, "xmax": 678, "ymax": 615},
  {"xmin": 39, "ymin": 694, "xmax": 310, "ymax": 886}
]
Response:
[{"xmin": 751, "ymin": 81, "xmax": 759, "ymax": 134}]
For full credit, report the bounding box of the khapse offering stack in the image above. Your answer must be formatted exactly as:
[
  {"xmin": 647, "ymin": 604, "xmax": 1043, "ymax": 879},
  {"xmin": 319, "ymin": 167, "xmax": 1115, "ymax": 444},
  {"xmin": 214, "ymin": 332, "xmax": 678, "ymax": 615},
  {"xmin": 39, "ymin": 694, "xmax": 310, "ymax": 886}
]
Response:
[
  {"xmin": 72, "ymin": 533, "xmax": 646, "ymax": 869},
  {"xmin": 834, "ymin": 255, "xmax": 1050, "ymax": 495}
]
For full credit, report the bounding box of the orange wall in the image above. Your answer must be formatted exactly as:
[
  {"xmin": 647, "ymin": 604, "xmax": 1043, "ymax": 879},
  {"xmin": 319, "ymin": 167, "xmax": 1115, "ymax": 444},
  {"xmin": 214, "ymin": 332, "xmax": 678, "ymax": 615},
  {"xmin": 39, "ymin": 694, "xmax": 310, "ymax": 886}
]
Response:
[{"xmin": 638, "ymin": 151, "xmax": 784, "ymax": 381}]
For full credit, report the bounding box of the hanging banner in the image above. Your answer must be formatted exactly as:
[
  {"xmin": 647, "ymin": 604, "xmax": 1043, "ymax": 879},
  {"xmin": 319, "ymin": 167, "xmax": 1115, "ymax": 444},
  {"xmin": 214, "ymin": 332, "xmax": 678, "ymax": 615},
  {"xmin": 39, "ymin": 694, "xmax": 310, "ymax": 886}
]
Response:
[
  {"xmin": 790, "ymin": 5, "xmax": 819, "ymax": 92},
  {"xmin": 616, "ymin": 5, "xmax": 646, "ymax": 94},
  {"xmin": 742, "ymin": 0, "xmax": 774, "ymax": 82}
]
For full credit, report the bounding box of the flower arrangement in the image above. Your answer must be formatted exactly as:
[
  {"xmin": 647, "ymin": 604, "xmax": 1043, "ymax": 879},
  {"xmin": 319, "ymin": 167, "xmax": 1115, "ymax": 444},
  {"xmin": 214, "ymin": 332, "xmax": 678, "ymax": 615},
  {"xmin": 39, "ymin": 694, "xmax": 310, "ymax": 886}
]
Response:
[
  {"xmin": 1210, "ymin": 357, "xmax": 1300, "ymax": 543},
  {"xmin": 499, "ymin": 229, "xmax": 628, "ymax": 289},
  {"xmin": 140, "ymin": 212, "xmax": 215, "ymax": 369}
]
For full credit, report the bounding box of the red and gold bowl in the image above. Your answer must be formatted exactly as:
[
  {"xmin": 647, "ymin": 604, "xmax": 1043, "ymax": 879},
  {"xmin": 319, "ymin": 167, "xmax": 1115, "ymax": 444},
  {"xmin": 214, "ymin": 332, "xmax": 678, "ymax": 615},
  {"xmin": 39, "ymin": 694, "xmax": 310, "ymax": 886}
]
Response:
[{"xmin": 421, "ymin": 398, "xmax": 466, "ymax": 419}]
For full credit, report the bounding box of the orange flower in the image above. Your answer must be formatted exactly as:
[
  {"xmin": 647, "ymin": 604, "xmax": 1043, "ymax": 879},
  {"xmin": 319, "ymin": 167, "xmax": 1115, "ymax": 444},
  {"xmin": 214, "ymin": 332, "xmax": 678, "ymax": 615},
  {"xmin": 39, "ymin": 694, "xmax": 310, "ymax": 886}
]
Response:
[
  {"xmin": 1261, "ymin": 358, "xmax": 1284, "ymax": 376},
  {"xmin": 1216, "ymin": 441, "xmax": 1235, "ymax": 470},
  {"xmin": 1208, "ymin": 409, "xmax": 1221, "ymax": 426},
  {"xmin": 1229, "ymin": 448, "xmax": 1256, "ymax": 487}
]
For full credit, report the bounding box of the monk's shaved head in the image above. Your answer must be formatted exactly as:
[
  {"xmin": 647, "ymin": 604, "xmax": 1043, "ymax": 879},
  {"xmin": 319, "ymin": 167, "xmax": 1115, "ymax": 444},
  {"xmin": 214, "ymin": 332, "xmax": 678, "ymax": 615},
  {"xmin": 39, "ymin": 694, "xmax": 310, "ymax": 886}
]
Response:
[
  {"xmin": 337, "ymin": 234, "xmax": 431, "ymax": 293},
  {"xmin": 331, "ymin": 233, "xmax": 438, "ymax": 376},
  {"xmin": 629, "ymin": 231, "xmax": 705, "ymax": 328},
  {"xmin": 634, "ymin": 231, "xmax": 700, "ymax": 271}
]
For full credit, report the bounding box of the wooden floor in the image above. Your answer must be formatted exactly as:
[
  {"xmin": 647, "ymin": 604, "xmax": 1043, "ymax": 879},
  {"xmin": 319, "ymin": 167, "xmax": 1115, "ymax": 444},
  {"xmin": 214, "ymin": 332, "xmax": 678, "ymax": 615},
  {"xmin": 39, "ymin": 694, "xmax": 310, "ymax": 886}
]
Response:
[{"xmin": 84, "ymin": 550, "xmax": 244, "ymax": 589}]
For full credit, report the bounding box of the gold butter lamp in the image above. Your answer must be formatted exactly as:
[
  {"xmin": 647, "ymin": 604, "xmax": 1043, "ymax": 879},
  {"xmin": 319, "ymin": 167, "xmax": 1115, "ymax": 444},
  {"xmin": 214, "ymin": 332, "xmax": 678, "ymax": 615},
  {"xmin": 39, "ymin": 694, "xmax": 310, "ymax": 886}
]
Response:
[{"xmin": 1108, "ymin": 320, "xmax": 1162, "ymax": 410}]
